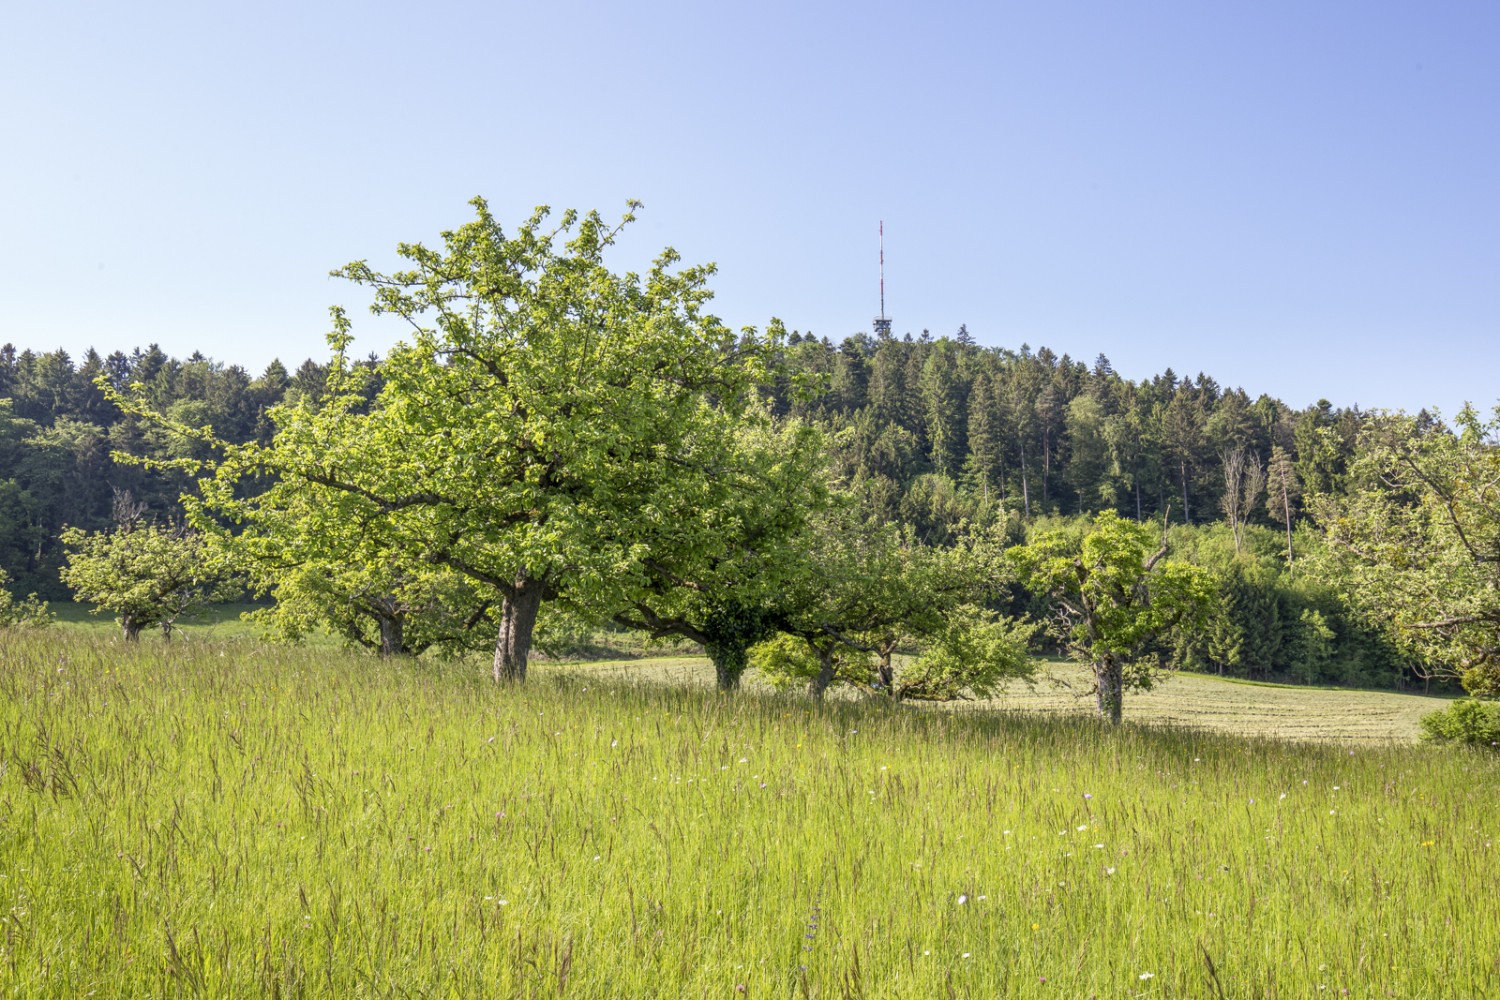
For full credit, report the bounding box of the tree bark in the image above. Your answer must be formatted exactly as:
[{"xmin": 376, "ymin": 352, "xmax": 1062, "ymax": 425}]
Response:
[
  {"xmin": 1041, "ymin": 432, "xmax": 1051, "ymax": 505},
  {"xmin": 122, "ymin": 616, "xmax": 143, "ymax": 642},
  {"xmin": 809, "ymin": 645, "xmax": 838, "ymax": 700},
  {"xmin": 493, "ymin": 578, "xmax": 545, "ymax": 683},
  {"xmin": 1019, "ymin": 442, "xmax": 1032, "ymax": 518},
  {"xmin": 1282, "ymin": 491, "xmax": 1295, "ymax": 572},
  {"xmin": 1180, "ymin": 461, "xmax": 1192, "ymax": 524},
  {"xmin": 877, "ymin": 646, "xmax": 896, "ymax": 694},
  {"xmin": 1095, "ymin": 655, "xmax": 1124, "ymax": 725},
  {"xmin": 378, "ymin": 613, "xmax": 405, "ymax": 658}
]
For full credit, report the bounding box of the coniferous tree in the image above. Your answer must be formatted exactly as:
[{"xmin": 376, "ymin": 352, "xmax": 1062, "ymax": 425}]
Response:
[
  {"xmin": 964, "ymin": 373, "xmax": 1004, "ymax": 500},
  {"xmin": 919, "ymin": 343, "xmax": 965, "ymax": 478}
]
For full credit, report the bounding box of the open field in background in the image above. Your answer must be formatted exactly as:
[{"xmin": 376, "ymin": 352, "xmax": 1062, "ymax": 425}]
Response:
[
  {"xmin": 1, "ymin": 632, "xmax": 1494, "ymax": 997},
  {"xmin": 549, "ymin": 657, "xmax": 1452, "ymax": 747},
  {"xmin": 47, "ymin": 602, "xmax": 280, "ymax": 642},
  {"xmin": 45, "ymin": 602, "xmax": 697, "ymax": 658}
]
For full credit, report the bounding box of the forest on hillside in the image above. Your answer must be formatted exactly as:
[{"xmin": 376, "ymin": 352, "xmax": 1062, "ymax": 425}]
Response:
[
  {"xmin": 0, "ymin": 331, "xmax": 1467, "ymax": 694},
  {"xmin": 0, "ymin": 334, "xmax": 1361, "ymax": 588}
]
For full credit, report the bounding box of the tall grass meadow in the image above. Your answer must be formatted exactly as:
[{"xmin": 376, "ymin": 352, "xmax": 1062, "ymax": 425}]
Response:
[{"xmin": 1, "ymin": 632, "xmax": 1495, "ymax": 996}]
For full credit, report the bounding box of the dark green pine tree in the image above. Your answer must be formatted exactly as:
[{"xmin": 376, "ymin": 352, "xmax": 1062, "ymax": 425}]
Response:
[
  {"xmin": 919, "ymin": 344, "xmax": 965, "ymax": 478},
  {"xmin": 965, "ymin": 373, "xmax": 1005, "ymax": 499}
]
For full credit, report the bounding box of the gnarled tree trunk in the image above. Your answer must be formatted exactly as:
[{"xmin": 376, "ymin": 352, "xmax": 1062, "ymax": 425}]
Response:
[
  {"xmin": 378, "ymin": 613, "xmax": 406, "ymax": 658},
  {"xmin": 809, "ymin": 644, "xmax": 838, "ymax": 700},
  {"xmin": 493, "ymin": 576, "xmax": 545, "ymax": 683}
]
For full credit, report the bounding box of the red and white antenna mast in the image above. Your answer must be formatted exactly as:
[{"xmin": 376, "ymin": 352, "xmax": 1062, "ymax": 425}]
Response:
[{"xmin": 873, "ymin": 220, "xmax": 893, "ymax": 338}]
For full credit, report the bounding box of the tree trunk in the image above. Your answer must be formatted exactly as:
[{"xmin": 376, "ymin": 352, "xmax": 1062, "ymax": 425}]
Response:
[
  {"xmin": 121, "ymin": 616, "xmax": 143, "ymax": 642},
  {"xmin": 809, "ymin": 646, "xmax": 838, "ymax": 700},
  {"xmin": 1041, "ymin": 432, "xmax": 1053, "ymax": 505},
  {"xmin": 877, "ymin": 646, "xmax": 896, "ymax": 695},
  {"xmin": 1095, "ymin": 655, "xmax": 1124, "ymax": 725},
  {"xmin": 378, "ymin": 613, "xmax": 405, "ymax": 658},
  {"xmin": 1282, "ymin": 492, "xmax": 1295, "ymax": 573},
  {"xmin": 1180, "ymin": 461, "xmax": 1191, "ymax": 524},
  {"xmin": 1019, "ymin": 443, "xmax": 1032, "ymax": 518},
  {"xmin": 493, "ymin": 578, "xmax": 545, "ymax": 684},
  {"xmin": 706, "ymin": 641, "xmax": 747, "ymax": 692}
]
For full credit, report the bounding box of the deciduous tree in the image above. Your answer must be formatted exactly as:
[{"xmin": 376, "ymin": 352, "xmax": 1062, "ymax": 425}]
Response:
[
  {"xmin": 182, "ymin": 199, "xmax": 775, "ymax": 682},
  {"xmin": 59, "ymin": 500, "xmax": 237, "ymax": 641},
  {"xmin": 758, "ymin": 512, "xmax": 1033, "ymax": 701},
  {"xmin": 1010, "ymin": 511, "xmax": 1212, "ymax": 724},
  {"xmin": 1312, "ymin": 405, "xmax": 1500, "ymax": 696},
  {"xmin": 611, "ymin": 413, "xmax": 831, "ymax": 690},
  {"xmin": 0, "ymin": 569, "xmax": 51, "ymax": 629}
]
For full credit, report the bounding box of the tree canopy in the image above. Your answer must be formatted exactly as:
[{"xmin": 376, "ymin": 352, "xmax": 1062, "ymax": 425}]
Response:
[
  {"xmin": 185, "ymin": 199, "xmax": 778, "ymax": 681},
  {"xmin": 1009, "ymin": 511, "xmax": 1213, "ymax": 723},
  {"xmin": 59, "ymin": 501, "xmax": 237, "ymax": 641},
  {"xmin": 1313, "ymin": 406, "xmax": 1500, "ymax": 696}
]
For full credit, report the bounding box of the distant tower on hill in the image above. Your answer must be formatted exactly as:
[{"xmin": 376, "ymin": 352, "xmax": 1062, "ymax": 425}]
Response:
[{"xmin": 872, "ymin": 220, "xmax": 893, "ymax": 339}]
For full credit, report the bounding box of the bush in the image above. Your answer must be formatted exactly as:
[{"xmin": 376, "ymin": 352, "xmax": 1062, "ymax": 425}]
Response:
[
  {"xmin": 1418, "ymin": 699, "xmax": 1500, "ymax": 752},
  {"xmin": 0, "ymin": 569, "xmax": 51, "ymax": 629}
]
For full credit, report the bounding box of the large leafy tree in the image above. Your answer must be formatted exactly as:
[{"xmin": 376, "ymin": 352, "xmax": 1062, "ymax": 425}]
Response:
[
  {"xmin": 611, "ymin": 412, "xmax": 831, "ymax": 690},
  {"xmin": 215, "ymin": 465, "xmax": 497, "ymax": 657},
  {"xmin": 1010, "ymin": 511, "xmax": 1213, "ymax": 724},
  {"xmin": 185, "ymin": 199, "xmax": 773, "ymax": 682},
  {"xmin": 1312, "ymin": 405, "xmax": 1500, "ymax": 696}
]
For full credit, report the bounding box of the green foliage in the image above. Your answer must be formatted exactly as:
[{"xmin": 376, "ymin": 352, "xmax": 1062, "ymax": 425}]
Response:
[
  {"xmin": 1418, "ymin": 699, "xmax": 1500, "ymax": 751},
  {"xmin": 1313, "ymin": 405, "xmax": 1500, "ymax": 695},
  {"xmin": 1014, "ymin": 512, "xmax": 1213, "ymax": 663},
  {"xmin": 613, "ymin": 412, "xmax": 832, "ymax": 690},
  {"xmin": 1285, "ymin": 608, "xmax": 1336, "ymax": 685},
  {"xmin": 750, "ymin": 604, "xmax": 1033, "ymax": 703},
  {"xmin": 0, "ymin": 568, "xmax": 51, "ymax": 628},
  {"xmin": 897, "ymin": 472, "xmax": 973, "ymax": 545},
  {"xmin": 147, "ymin": 199, "xmax": 777, "ymax": 681},
  {"xmin": 171, "ymin": 405, "xmax": 499, "ymax": 658},
  {"xmin": 245, "ymin": 561, "xmax": 497, "ymax": 658},
  {"xmin": 898, "ymin": 605, "xmax": 1036, "ymax": 701},
  {"xmin": 748, "ymin": 631, "xmax": 861, "ymax": 690},
  {"xmin": 58, "ymin": 520, "xmax": 238, "ymax": 640},
  {"xmin": 1010, "ymin": 510, "xmax": 1214, "ymax": 722},
  {"xmin": 8, "ymin": 293, "xmax": 1480, "ymax": 705},
  {"xmin": 772, "ymin": 505, "xmax": 1030, "ymax": 700}
]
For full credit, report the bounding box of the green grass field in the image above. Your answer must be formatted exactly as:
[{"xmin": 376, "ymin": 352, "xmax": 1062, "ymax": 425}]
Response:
[
  {"xmin": 550, "ymin": 656, "xmax": 1451, "ymax": 746},
  {"xmin": 1, "ymin": 631, "xmax": 1495, "ymax": 997}
]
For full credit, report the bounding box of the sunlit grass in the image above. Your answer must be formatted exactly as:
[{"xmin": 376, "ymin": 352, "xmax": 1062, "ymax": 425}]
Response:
[
  {"xmin": 1, "ymin": 632, "xmax": 1494, "ymax": 996},
  {"xmin": 558, "ymin": 656, "xmax": 1451, "ymax": 745}
]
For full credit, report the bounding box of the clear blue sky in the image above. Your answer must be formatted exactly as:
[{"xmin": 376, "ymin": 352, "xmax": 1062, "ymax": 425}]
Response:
[{"xmin": 3, "ymin": 1, "xmax": 1495, "ymax": 416}]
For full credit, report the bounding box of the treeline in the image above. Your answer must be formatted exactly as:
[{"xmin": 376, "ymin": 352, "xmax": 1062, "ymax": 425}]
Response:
[
  {"xmin": 0, "ymin": 344, "xmax": 348, "ymax": 595},
  {"xmin": 771, "ymin": 330, "xmax": 1356, "ymax": 537},
  {"xmin": 1, "ymin": 332, "xmax": 1424, "ymax": 691}
]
